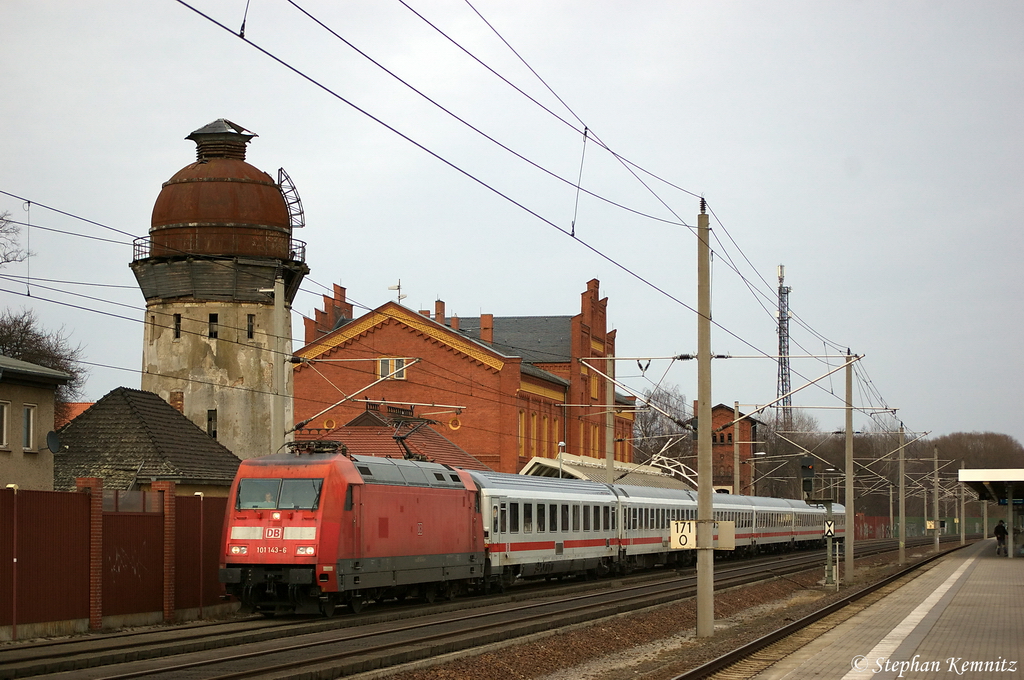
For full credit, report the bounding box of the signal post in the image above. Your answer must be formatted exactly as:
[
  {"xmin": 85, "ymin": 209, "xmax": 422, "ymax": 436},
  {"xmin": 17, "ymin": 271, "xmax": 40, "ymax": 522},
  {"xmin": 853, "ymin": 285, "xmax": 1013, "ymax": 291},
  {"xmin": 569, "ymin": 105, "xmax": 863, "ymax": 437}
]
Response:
[{"xmin": 802, "ymin": 457, "xmax": 837, "ymax": 586}]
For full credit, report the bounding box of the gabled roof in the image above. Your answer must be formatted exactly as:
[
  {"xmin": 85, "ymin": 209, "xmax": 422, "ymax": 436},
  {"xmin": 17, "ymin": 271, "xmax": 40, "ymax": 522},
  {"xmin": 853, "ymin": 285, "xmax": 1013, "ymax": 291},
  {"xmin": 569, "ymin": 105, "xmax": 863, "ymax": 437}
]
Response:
[
  {"xmin": 456, "ymin": 316, "xmax": 573, "ymax": 363},
  {"xmin": 295, "ymin": 302, "xmax": 509, "ymax": 371},
  {"xmin": 53, "ymin": 387, "xmax": 240, "ymax": 491},
  {"xmin": 295, "ymin": 411, "xmax": 491, "ymax": 471},
  {"xmin": 711, "ymin": 403, "xmax": 766, "ymax": 426}
]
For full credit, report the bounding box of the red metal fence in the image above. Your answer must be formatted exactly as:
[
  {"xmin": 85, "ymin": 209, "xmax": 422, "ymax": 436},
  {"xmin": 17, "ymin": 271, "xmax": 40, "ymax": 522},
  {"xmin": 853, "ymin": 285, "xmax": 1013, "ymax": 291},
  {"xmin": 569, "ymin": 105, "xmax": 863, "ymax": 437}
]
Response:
[
  {"xmin": 175, "ymin": 495, "xmax": 228, "ymax": 614},
  {"xmin": 0, "ymin": 490, "xmax": 91, "ymax": 630},
  {"xmin": 102, "ymin": 513, "xmax": 164, "ymax": 617},
  {"xmin": 1, "ymin": 482, "xmax": 229, "ymax": 640}
]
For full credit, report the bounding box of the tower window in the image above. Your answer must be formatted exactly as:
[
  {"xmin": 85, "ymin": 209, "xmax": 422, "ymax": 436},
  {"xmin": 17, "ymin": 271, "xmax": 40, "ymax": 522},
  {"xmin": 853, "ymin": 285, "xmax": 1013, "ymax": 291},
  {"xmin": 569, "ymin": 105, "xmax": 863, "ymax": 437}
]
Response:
[
  {"xmin": 247, "ymin": 314, "xmax": 256, "ymax": 340},
  {"xmin": 208, "ymin": 314, "xmax": 219, "ymax": 339},
  {"xmin": 173, "ymin": 314, "xmax": 181, "ymax": 340},
  {"xmin": 207, "ymin": 409, "xmax": 218, "ymax": 439}
]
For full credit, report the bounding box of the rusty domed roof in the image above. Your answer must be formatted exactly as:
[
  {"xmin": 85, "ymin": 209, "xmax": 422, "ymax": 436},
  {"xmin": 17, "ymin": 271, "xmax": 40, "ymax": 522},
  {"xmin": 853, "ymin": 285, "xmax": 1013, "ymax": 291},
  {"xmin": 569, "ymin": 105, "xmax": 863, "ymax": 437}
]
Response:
[{"xmin": 149, "ymin": 119, "xmax": 291, "ymax": 260}]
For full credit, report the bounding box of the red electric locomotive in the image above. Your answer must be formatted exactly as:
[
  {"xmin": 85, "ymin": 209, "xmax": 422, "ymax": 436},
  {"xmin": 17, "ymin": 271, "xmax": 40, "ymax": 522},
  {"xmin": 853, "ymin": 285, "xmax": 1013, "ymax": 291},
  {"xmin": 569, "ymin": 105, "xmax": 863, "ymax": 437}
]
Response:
[{"xmin": 219, "ymin": 445, "xmax": 485, "ymax": 615}]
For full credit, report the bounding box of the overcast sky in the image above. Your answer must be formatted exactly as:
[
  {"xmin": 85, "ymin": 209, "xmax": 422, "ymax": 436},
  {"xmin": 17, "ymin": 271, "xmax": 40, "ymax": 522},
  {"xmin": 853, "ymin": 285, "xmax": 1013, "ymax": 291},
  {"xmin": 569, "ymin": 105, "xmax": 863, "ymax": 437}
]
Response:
[{"xmin": 2, "ymin": 1, "xmax": 1022, "ymax": 449}]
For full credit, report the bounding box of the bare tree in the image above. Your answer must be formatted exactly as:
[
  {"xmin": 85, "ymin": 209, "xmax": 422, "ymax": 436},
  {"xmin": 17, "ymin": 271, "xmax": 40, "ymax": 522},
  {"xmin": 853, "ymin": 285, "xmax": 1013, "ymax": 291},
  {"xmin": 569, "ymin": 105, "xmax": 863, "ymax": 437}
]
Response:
[
  {"xmin": 0, "ymin": 308, "xmax": 87, "ymax": 421},
  {"xmin": 757, "ymin": 408, "xmax": 822, "ymax": 498},
  {"xmin": 929, "ymin": 431, "xmax": 1024, "ymax": 469},
  {"xmin": 632, "ymin": 383, "xmax": 691, "ymax": 465},
  {"xmin": 1, "ymin": 211, "xmax": 29, "ymax": 267}
]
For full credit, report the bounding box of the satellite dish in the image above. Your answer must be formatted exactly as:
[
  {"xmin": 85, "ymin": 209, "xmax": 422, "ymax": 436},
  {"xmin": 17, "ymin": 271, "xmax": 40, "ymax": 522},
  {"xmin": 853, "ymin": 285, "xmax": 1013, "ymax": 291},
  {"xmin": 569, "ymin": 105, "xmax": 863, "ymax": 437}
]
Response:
[{"xmin": 46, "ymin": 431, "xmax": 62, "ymax": 454}]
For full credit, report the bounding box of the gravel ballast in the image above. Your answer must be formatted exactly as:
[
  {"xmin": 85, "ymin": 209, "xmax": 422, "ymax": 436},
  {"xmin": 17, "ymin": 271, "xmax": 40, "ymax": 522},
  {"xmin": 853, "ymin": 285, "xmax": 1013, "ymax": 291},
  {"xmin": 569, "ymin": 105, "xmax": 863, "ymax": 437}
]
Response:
[{"xmin": 373, "ymin": 548, "xmax": 947, "ymax": 680}]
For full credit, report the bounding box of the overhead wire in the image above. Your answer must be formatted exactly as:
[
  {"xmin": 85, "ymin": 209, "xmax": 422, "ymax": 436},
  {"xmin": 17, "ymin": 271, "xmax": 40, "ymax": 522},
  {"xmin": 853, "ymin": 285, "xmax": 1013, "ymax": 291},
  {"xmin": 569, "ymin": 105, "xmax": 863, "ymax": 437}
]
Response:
[
  {"xmin": 283, "ymin": 0, "xmax": 687, "ymax": 228},
  {"xmin": 432, "ymin": 1, "xmax": 871, "ymax": 409},
  {"xmin": 5, "ymin": 5, "xmax": 909, "ymax": 437}
]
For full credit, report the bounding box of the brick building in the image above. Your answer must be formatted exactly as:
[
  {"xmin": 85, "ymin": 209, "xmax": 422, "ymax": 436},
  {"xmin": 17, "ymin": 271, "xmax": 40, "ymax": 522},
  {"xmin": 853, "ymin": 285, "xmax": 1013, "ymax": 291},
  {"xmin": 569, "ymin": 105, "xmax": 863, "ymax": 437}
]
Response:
[
  {"xmin": 292, "ymin": 279, "xmax": 634, "ymax": 473},
  {"xmin": 696, "ymin": 402, "xmax": 763, "ymax": 494}
]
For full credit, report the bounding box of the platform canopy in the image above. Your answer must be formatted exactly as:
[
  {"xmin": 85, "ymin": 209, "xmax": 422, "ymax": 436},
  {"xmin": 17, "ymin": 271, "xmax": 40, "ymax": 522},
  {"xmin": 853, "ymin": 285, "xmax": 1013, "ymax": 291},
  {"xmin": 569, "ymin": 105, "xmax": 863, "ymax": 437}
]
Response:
[{"xmin": 958, "ymin": 468, "xmax": 1024, "ymax": 503}]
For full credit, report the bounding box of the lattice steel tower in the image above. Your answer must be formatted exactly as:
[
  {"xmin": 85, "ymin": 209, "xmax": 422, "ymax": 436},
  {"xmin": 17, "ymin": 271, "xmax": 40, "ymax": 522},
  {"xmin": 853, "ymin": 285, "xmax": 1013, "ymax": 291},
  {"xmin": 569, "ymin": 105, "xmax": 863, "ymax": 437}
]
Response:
[{"xmin": 776, "ymin": 265, "xmax": 793, "ymax": 431}]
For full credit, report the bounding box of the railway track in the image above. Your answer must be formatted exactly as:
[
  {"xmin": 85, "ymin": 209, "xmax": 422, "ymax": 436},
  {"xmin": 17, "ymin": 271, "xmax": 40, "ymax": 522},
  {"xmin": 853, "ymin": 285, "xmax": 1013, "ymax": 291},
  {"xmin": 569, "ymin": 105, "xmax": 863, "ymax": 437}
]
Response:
[
  {"xmin": 670, "ymin": 539, "xmax": 972, "ymax": 680},
  {"xmin": 0, "ymin": 537, "xmax": 963, "ymax": 680}
]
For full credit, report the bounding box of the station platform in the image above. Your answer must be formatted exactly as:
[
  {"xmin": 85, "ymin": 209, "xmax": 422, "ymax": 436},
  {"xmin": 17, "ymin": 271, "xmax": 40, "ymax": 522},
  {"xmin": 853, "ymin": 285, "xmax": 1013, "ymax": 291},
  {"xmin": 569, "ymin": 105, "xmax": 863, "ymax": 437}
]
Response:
[{"xmin": 753, "ymin": 538, "xmax": 1023, "ymax": 679}]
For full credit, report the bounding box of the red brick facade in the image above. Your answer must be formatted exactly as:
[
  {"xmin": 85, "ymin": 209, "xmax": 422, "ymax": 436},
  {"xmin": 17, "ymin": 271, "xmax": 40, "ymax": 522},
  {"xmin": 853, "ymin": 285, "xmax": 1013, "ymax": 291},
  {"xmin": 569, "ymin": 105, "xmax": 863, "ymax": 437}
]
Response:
[
  {"xmin": 75, "ymin": 477, "xmax": 104, "ymax": 630},
  {"xmin": 701, "ymin": 403, "xmax": 762, "ymax": 493},
  {"xmin": 293, "ymin": 280, "xmax": 634, "ymax": 473}
]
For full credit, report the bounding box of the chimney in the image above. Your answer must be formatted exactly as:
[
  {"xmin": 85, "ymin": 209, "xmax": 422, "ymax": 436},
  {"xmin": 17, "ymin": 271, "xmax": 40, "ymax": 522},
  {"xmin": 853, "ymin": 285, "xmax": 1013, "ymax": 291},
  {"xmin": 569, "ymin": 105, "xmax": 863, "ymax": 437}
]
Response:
[
  {"xmin": 434, "ymin": 300, "xmax": 446, "ymax": 325},
  {"xmin": 419, "ymin": 309, "xmax": 430, "ymax": 317},
  {"xmin": 451, "ymin": 315, "xmax": 460, "ymax": 331},
  {"xmin": 169, "ymin": 391, "xmax": 185, "ymax": 413},
  {"xmin": 480, "ymin": 314, "xmax": 494, "ymax": 344},
  {"xmin": 185, "ymin": 118, "xmax": 254, "ymax": 161}
]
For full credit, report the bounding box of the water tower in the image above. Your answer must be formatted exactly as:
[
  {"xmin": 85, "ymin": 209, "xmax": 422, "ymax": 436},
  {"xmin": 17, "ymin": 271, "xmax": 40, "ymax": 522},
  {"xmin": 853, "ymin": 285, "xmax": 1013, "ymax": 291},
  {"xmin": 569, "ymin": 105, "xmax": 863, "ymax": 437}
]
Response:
[{"xmin": 130, "ymin": 119, "xmax": 309, "ymax": 458}]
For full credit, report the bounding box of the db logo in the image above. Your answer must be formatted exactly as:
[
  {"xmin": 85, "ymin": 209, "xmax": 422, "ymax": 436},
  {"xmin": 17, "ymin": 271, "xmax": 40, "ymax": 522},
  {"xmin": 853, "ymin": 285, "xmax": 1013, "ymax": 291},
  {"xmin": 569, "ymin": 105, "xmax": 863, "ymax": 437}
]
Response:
[{"xmin": 264, "ymin": 527, "xmax": 283, "ymax": 539}]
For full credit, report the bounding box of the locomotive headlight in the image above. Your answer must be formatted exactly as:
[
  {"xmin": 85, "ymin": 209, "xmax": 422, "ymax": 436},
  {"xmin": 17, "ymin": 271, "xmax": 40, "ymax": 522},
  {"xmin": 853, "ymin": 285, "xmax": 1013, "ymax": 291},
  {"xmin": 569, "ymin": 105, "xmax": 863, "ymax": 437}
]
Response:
[
  {"xmin": 229, "ymin": 545, "xmax": 248, "ymax": 555},
  {"xmin": 296, "ymin": 546, "xmax": 316, "ymax": 556},
  {"xmin": 272, "ymin": 512, "xmax": 282, "ymax": 521}
]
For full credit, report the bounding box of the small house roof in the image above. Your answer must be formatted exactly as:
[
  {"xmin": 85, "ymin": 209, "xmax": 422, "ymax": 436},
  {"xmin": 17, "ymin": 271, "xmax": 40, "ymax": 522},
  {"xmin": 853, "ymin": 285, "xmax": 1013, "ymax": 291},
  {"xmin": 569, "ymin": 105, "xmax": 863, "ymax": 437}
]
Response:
[
  {"xmin": 53, "ymin": 387, "xmax": 240, "ymax": 491},
  {"xmin": 0, "ymin": 353, "xmax": 71, "ymax": 387}
]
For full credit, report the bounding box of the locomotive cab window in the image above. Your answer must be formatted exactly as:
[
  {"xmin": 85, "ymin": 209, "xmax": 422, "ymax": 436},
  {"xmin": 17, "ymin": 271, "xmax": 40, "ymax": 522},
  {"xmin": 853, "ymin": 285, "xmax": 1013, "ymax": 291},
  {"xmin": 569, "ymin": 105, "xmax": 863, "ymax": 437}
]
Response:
[{"xmin": 236, "ymin": 478, "xmax": 323, "ymax": 510}]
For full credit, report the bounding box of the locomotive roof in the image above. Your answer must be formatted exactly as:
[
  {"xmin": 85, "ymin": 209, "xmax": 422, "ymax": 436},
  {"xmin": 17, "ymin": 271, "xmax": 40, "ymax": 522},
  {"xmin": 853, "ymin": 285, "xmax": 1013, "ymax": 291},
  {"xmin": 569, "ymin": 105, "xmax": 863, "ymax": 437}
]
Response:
[
  {"xmin": 350, "ymin": 454, "xmax": 467, "ymax": 489},
  {"xmin": 238, "ymin": 452, "xmax": 469, "ymax": 489}
]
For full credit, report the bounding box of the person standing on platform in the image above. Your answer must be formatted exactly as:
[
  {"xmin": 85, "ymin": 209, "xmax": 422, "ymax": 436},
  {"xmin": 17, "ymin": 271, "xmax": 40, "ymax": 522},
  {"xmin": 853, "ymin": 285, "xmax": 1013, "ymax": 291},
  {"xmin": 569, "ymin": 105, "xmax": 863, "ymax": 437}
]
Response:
[{"xmin": 994, "ymin": 519, "xmax": 1008, "ymax": 556}]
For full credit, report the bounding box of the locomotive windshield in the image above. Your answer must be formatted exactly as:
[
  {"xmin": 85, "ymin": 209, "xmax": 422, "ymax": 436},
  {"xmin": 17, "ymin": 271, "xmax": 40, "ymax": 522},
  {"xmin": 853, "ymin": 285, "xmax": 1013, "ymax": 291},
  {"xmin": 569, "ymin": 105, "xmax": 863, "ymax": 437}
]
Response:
[{"xmin": 237, "ymin": 478, "xmax": 323, "ymax": 510}]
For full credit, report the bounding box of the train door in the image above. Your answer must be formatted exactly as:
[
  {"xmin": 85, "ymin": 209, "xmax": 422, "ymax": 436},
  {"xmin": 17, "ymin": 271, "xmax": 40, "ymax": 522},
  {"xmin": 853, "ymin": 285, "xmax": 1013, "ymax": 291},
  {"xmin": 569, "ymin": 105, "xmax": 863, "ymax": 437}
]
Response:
[{"xmin": 488, "ymin": 496, "xmax": 508, "ymax": 552}]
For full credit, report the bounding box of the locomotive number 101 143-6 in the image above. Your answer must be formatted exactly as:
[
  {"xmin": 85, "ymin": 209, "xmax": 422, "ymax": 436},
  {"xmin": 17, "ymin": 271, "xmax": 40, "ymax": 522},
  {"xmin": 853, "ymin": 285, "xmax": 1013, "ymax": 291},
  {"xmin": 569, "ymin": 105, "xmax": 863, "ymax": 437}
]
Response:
[{"xmin": 257, "ymin": 546, "xmax": 288, "ymax": 554}]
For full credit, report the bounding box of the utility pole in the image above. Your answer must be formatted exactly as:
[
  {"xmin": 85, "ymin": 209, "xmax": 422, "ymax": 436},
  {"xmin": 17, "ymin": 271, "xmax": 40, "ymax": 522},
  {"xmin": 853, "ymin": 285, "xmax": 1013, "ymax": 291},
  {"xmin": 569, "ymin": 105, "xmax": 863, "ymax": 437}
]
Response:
[
  {"xmin": 844, "ymin": 352, "xmax": 854, "ymax": 580},
  {"xmin": 933, "ymin": 445, "xmax": 940, "ymax": 553},
  {"xmin": 960, "ymin": 460, "xmax": 966, "ymax": 546},
  {"xmin": 923, "ymin": 486, "xmax": 928, "ymax": 539},
  {"xmin": 696, "ymin": 200, "xmax": 714, "ymax": 638},
  {"xmin": 899, "ymin": 425, "xmax": 906, "ymax": 565},
  {"xmin": 888, "ymin": 485, "xmax": 893, "ymax": 538},
  {"xmin": 606, "ymin": 355, "xmax": 615, "ymax": 477},
  {"xmin": 733, "ymin": 401, "xmax": 741, "ymax": 494},
  {"xmin": 271, "ymin": 274, "xmax": 287, "ymax": 456}
]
